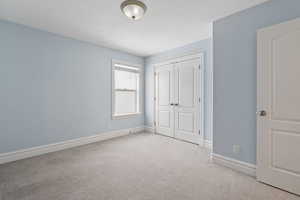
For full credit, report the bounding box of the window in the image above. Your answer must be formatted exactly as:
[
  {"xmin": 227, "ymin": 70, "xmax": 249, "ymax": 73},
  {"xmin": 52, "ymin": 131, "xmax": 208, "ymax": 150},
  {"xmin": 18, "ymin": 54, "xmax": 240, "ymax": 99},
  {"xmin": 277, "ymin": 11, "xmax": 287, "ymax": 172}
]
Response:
[{"xmin": 112, "ymin": 60, "xmax": 141, "ymax": 118}]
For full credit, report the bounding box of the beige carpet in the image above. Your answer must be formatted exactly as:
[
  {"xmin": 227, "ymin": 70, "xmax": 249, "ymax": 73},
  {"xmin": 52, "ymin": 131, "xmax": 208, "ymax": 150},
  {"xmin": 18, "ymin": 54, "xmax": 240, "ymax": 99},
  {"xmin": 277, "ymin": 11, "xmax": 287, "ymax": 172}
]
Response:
[{"xmin": 0, "ymin": 133, "xmax": 299, "ymax": 200}]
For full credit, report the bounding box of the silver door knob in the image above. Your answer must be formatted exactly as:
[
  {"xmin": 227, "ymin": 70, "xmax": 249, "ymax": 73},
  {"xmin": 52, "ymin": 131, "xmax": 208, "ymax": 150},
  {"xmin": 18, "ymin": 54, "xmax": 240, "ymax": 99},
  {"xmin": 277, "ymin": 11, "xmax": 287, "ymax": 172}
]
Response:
[
  {"xmin": 170, "ymin": 103, "xmax": 174, "ymax": 106},
  {"xmin": 174, "ymin": 103, "xmax": 179, "ymax": 106},
  {"xmin": 257, "ymin": 110, "xmax": 267, "ymax": 116}
]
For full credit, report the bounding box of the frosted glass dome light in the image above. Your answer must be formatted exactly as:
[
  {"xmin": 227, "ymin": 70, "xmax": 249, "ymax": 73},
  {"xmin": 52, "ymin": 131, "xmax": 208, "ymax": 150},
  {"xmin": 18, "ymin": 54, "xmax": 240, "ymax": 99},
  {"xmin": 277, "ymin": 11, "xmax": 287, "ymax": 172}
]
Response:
[{"xmin": 121, "ymin": 0, "xmax": 147, "ymax": 20}]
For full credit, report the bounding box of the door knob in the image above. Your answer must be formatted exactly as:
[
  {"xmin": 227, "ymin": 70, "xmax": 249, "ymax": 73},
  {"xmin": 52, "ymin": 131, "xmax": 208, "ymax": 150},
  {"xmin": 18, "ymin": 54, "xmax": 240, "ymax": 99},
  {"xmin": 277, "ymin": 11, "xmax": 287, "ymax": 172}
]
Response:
[
  {"xmin": 257, "ymin": 110, "xmax": 267, "ymax": 116},
  {"xmin": 170, "ymin": 103, "xmax": 174, "ymax": 106},
  {"xmin": 174, "ymin": 103, "xmax": 179, "ymax": 106}
]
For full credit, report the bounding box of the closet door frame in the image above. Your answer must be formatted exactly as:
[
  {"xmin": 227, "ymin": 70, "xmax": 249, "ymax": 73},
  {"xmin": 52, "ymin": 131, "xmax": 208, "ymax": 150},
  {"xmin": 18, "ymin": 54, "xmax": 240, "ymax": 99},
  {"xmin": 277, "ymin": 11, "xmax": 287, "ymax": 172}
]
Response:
[{"xmin": 153, "ymin": 53, "xmax": 204, "ymax": 144}]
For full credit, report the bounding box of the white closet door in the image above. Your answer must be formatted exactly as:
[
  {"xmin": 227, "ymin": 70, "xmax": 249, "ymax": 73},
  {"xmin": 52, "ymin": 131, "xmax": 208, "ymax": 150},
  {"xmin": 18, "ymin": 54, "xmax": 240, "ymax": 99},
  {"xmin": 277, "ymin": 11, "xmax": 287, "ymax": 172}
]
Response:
[
  {"xmin": 155, "ymin": 64, "xmax": 174, "ymax": 137},
  {"xmin": 257, "ymin": 18, "xmax": 300, "ymax": 195},
  {"xmin": 174, "ymin": 59, "xmax": 201, "ymax": 144}
]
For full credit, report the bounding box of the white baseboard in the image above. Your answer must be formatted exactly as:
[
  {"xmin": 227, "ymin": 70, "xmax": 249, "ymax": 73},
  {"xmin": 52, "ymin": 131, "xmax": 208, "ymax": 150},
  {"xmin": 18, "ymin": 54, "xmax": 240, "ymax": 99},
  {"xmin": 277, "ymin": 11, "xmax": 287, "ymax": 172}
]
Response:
[
  {"xmin": 144, "ymin": 126, "xmax": 155, "ymax": 133},
  {"xmin": 129, "ymin": 126, "xmax": 145, "ymax": 134},
  {"xmin": 211, "ymin": 153, "xmax": 256, "ymax": 177},
  {"xmin": 0, "ymin": 126, "xmax": 144, "ymax": 165}
]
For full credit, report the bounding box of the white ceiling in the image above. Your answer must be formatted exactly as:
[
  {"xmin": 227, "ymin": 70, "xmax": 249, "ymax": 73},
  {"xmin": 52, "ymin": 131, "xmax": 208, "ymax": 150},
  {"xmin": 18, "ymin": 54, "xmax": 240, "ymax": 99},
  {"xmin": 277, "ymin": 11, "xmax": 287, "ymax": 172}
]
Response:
[{"xmin": 0, "ymin": 0, "xmax": 269, "ymax": 57}]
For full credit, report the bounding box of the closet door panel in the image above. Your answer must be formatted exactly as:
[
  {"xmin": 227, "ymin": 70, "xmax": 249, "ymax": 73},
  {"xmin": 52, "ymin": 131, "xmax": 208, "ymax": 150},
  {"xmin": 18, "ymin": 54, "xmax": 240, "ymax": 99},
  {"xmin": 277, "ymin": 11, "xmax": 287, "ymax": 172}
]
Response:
[
  {"xmin": 155, "ymin": 64, "xmax": 174, "ymax": 137},
  {"xmin": 174, "ymin": 59, "xmax": 201, "ymax": 144}
]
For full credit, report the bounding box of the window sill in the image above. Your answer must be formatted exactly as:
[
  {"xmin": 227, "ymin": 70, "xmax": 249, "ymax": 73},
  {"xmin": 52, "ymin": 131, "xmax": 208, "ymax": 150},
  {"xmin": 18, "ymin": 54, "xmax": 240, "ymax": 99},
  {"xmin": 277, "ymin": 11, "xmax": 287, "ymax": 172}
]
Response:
[{"xmin": 112, "ymin": 112, "xmax": 142, "ymax": 120}]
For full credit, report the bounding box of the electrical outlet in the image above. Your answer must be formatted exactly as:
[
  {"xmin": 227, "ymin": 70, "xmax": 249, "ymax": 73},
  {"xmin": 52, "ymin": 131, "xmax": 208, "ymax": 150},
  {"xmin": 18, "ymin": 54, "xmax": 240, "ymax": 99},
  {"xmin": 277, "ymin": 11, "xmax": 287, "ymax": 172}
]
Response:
[{"xmin": 233, "ymin": 145, "xmax": 240, "ymax": 154}]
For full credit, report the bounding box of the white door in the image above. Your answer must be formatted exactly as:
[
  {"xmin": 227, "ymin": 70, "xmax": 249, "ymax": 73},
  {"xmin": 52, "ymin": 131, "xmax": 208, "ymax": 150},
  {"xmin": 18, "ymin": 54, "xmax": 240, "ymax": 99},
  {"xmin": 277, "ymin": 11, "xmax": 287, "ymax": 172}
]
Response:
[
  {"xmin": 155, "ymin": 57, "xmax": 202, "ymax": 144},
  {"xmin": 174, "ymin": 59, "xmax": 201, "ymax": 143},
  {"xmin": 257, "ymin": 18, "xmax": 300, "ymax": 195},
  {"xmin": 155, "ymin": 64, "xmax": 174, "ymax": 137}
]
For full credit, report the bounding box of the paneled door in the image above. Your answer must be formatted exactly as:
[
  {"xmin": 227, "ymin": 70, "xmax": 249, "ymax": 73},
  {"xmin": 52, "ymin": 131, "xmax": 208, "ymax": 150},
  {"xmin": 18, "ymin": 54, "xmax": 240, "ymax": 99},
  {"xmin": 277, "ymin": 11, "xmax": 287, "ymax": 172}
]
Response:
[
  {"xmin": 155, "ymin": 56, "xmax": 202, "ymax": 144},
  {"xmin": 257, "ymin": 18, "xmax": 300, "ymax": 195},
  {"xmin": 155, "ymin": 64, "xmax": 174, "ymax": 137},
  {"xmin": 174, "ymin": 59, "xmax": 201, "ymax": 143}
]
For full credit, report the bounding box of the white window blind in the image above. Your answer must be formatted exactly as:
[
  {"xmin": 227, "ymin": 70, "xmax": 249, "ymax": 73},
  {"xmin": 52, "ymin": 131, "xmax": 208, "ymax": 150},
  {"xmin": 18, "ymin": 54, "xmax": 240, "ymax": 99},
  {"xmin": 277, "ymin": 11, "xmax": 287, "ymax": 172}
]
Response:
[{"xmin": 112, "ymin": 62, "xmax": 140, "ymax": 118}]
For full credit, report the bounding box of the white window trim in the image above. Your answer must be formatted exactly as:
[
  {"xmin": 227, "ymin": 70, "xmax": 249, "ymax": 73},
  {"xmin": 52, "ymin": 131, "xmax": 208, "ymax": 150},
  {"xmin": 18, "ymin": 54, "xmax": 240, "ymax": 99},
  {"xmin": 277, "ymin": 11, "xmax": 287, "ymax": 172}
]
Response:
[{"xmin": 111, "ymin": 59, "xmax": 143, "ymax": 120}]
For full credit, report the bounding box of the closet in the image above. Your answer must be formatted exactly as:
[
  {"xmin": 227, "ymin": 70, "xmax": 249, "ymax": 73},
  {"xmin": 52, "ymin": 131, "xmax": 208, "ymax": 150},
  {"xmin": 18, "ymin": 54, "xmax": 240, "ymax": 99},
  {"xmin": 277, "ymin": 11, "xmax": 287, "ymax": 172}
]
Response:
[{"xmin": 154, "ymin": 54, "xmax": 204, "ymax": 144}]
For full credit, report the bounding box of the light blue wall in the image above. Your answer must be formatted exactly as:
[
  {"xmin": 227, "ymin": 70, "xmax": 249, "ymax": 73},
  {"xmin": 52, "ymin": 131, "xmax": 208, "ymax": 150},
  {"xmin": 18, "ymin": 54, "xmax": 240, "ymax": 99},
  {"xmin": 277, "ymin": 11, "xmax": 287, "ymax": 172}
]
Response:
[
  {"xmin": 145, "ymin": 39, "xmax": 213, "ymax": 140},
  {"xmin": 213, "ymin": 0, "xmax": 300, "ymax": 164},
  {"xmin": 0, "ymin": 20, "xmax": 144, "ymax": 154}
]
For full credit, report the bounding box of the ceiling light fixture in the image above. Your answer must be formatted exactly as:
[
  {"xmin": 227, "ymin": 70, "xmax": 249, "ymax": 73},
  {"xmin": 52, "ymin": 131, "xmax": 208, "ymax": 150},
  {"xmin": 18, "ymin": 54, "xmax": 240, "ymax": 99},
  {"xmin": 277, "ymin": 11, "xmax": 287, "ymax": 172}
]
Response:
[{"xmin": 120, "ymin": 0, "xmax": 147, "ymax": 20}]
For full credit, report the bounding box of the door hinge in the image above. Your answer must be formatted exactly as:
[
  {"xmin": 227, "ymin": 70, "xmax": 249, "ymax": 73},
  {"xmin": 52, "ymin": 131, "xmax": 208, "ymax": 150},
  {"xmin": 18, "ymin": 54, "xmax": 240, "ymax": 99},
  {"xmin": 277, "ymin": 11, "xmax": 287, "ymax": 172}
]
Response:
[
  {"xmin": 154, "ymin": 121, "xmax": 156, "ymax": 126},
  {"xmin": 198, "ymin": 65, "xmax": 201, "ymax": 69},
  {"xmin": 154, "ymin": 97, "xmax": 156, "ymax": 101},
  {"xmin": 199, "ymin": 98, "xmax": 201, "ymax": 102},
  {"xmin": 198, "ymin": 130, "xmax": 200, "ymax": 135}
]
